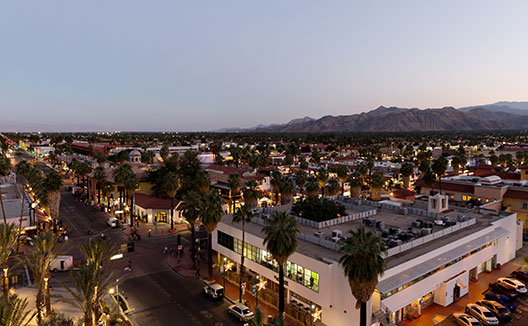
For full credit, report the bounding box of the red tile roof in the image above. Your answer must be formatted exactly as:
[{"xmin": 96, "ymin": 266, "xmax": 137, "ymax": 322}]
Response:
[{"xmin": 134, "ymin": 193, "xmax": 182, "ymax": 210}]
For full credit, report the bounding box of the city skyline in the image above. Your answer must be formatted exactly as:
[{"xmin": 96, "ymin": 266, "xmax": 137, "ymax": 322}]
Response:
[{"xmin": 2, "ymin": 1, "xmax": 528, "ymax": 131}]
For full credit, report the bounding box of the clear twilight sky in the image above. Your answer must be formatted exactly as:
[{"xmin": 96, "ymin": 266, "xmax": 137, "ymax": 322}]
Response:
[{"xmin": 1, "ymin": 1, "xmax": 527, "ymax": 132}]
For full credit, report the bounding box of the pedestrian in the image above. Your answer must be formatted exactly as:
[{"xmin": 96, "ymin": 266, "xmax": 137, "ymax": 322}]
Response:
[{"xmin": 164, "ymin": 246, "xmax": 168, "ymax": 254}]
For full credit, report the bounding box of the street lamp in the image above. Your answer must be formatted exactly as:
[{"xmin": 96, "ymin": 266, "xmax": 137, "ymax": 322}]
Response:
[
  {"xmin": 223, "ymin": 258, "xmax": 227, "ymax": 288},
  {"xmin": 254, "ymin": 275, "xmax": 266, "ymax": 310},
  {"xmin": 222, "ymin": 258, "xmax": 233, "ymax": 289}
]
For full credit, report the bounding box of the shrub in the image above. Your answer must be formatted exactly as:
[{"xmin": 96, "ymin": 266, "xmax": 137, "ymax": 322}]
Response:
[{"xmin": 291, "ymin": 197, "xmax": 346, "ymax": 222}]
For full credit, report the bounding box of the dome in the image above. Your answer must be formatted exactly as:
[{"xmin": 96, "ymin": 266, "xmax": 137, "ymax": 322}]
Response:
[{"xmin": 129, "ymin": 150, "xmax": 141, "ymax": 157}]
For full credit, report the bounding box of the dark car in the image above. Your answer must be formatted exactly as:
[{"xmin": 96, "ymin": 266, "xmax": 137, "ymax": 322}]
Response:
[
  {"xmin": 476, "ymin": 300, "xmax": 512, "ymax": 322},
  {"xmin": 484, "ymin": 293, "xmax": 516, "ymax": 312},
  {"xmin": 489, "ymin": 282, "xmax": 518, "ymax": 299},
  {"xmin": 512, "ymin": 270, "xmax": 528, "ymax": 284}
]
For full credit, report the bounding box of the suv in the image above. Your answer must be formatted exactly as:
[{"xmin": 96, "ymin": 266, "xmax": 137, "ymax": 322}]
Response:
[
  {"xmin": 488, "ymin": 282, "xmax": 518, "ymax": 299},
  {"xmin": 511, "ymin": 270, "xmax": 528, "ymax": 283},
  {"xmin": 484, "ymin": 293, "xmax": 516, "ymax": 312},
  {"xmin": 453, "ymin": 313, "xmax": 482, "ymax": 326},
  {"xmin": 203, "ymin": 283, "xmax": 224, "ymax": 299},
  {"xmin": 465, "ymin": 304, "xmax": 499, "ymax": 326},
  {"xmin": 476, "ymin": 300, "xmax": 511, "ymax": 322},
  {"xmin": 497, "ymin": 277, "xmax": 527, "ymax": 294},
  {"xmin": 228, "ymin": 304, "xmax": 254, "ymax": 322}
]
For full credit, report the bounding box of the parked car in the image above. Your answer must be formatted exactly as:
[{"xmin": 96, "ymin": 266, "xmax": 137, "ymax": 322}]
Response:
[
  {"xmin": 497, "ymin": 277, "xmax": 527, "ymax": 294},
  {"xmin": 511, "ymin": 270, "xmax": 528, "ymax": 283},
  {"xmin": 484, "ymin": 293, "xmax": 516, "ymax": 312},
  {"xmin": 228, "ymin": 304, "xmax": 254, "ymax": 322},
  {"xmin": 465, "ymin": 304, "xmax": 499, "ymax": 326},
  {"xmin": 107, "ymin": 217, "xmax": 119, "ymax": 228},
  {"xmin": 475, "ymin": 300, "xmax": 512, "ymax": 322},
  {"xmin": 488, "ymin": 282, "xmax": 518, "ymax": 298},
  {"xmin": 203, "ymin": 283, "xmax": 224, "ymax": 299},
  {"xmin": 453, "ymin": 313, "xmax": 482, "ymax": 326}
]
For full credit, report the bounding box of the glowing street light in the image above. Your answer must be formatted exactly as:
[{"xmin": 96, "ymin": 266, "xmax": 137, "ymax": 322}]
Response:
[{"xmin": 254, "ymin": 275, "xmax": 267, "ymax": 309}]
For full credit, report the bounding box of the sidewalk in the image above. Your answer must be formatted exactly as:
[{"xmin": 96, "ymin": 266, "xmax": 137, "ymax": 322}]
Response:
[
  {"xmin": 166, "ymin": 251, "xmax": 315, "ymax": 326},
  {"xmin": 118, "ymin": 220, "xmax": 189, "ymax": 239}
]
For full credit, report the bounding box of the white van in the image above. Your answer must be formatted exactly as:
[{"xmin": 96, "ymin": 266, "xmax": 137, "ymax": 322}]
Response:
[
  {"xmin": 50, "ymin": 255, "xmax": 73, "ymax": 272},
  {"xmin": 107, "ymin": 217, "xmax": 119, "ymax": 228}
]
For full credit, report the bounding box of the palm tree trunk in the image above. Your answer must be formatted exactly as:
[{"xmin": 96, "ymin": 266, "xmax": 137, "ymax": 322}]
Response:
[
  {"xmin": 0, "ymin": 187, "xmax": 7, "ymax": 224},
  {"xmin": 36, "ymin": 287, "xmax": 43, "ymax": 325},
  {"xmin": 130, "ymin": 193, "xmax": 135, "ymax": 227},
  {"xmin": 190, "ymin": 223, "xmax": 196, "ymax": 269},
  {"xmin": 208, "ymin": 233, "xmax": 213, "ymax": 280},
  {"xmin": 278, "ymin": 263, "xmax": 285, "ymax": 315},
  {"xmin": 97, "ymin": 185, "xmax": 101, "ymax": 204},
  {"xmin": 341, "ymin": 182, "xmax": 345, "ymax": 196},
  {"xmin": 16, "ymin": 183, "xmax": 25, "ymax": 252},
  {"xmin": 45, "ymin": 270, "xmax": 51, "ymax": 315},
  {"xmin": 239, "ymin": 219, "xmax": 245, "ymax": 302},
  {"xmin": 360, "ymin": 301, "xmax": 367, "ymax": 326},
  {"xmin": 2, "ymin": 262, "xmax": 8, "ymax": 296}
]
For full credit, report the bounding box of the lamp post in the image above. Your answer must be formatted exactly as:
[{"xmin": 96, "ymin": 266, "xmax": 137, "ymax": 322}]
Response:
[
  {"xmin": 254, "ymin": 275, "xmax": 266, "ymax": 310},
  {"xmin": 310, "ymin": 303, "xmax": 314, "ymax": 326},
  {"xmin": 223, "ymin": 258, "xmax": 227, "ymax": 289},
  {"xmin": 116, "ymin": 278, "xmax": 119, "ymax": 305}
]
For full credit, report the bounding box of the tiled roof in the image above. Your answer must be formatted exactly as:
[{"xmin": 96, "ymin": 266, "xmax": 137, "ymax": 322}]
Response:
[{"xmin": 134, "ymin": 193, "xmax": 182, "ymax": 210}]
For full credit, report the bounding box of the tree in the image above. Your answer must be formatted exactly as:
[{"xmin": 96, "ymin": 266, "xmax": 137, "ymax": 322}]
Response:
[
  {"xmin": 123, "ymin": 172, "xmax": 138, "ymax": 227},
  {"xmin": 160, "ymin": 145, "xmax": 170, "ymax": 161},
  {"xmin": 178, "ymin": 151, "xmax": 210, "ymax": 196},
  {"xmin": 370, "ymin": 171, "xmax": 385, "ymax": 201},
  {"xmin": 15, "ymin": 160, "xmax": 31, "ymax": 251},
  {"xmin": 232, "ymin": 205, "xmax": 254, "ymax": 302},
  {"xmin": 262, "ymin": 211, "xmax": 299, "ymax": 315},
  {"xmin": 0, "ymin": 295, "xmax": 34, "ymax": 326},
  {"xmin": 278, "ymin": 178, "xmax": 295, "ymax": 205},
  {"xmin": 305, "ymin": 177, "xmax": 320, "ymax": 198},
  {"xmin": 339, "ymin": 225, "xmax": 386, "ymax": 326},
  {"xmin": 0, "ymin": 154, "xmax": 13, "ymax": 224},
  {"xmin": 348, "ymin": 171, "xmax": 363, "ymax": 198},
  {"xmin": 26, "ymin": 231, "xmax": 64, "ymax": 323},
  {"xmin": 294, "ymin": 170, "xmax": 307, "ymax": 197},
  {"xmin": 399, "ymin": 162, "xmax": 414, "ymax": 189},
  {"xmin": 451, "ymin": 154, "xmax": 467, "ymax": 175},
  {"xmin": 209, "ymin": 141, "xmax": 222, "ymax": 161},
  {"xmin": 270, "ymin": 171, "xmax": 282, "ymax": 204},
  {"xmin": 141, "ymin": 150, "xmax": 155, "ymax": 164},
  {"xmin": 0, "ymin": 224, "xmax": 18, "ymax": 297},
  {"xmin": 93, "ymin": 166, "xmax": 106, "ymax": 204},
  {"xmin": 44, "ymin": 171, "xmax": 64, "ymax": 229},
  {"xmin": 242, "ymin": 180, "xmax": 260, "ymax": 209},
  {"xmin": 201, "ymin": 190, "xmax": 223, "ymax": 281},
  {"xmin": 182, "ymin": 191, "xmax": 202, "ymax": 269},
  {"xmin": 316, "ymin": 168, "xmax": 329, "ymax": 197},
  {"xmin": 227, "ymin": 174, "xmax": 241, "ymax": 214},
  {"xmin": 326, "ymin": 178, "xmax": 340, "ymax": 196},
  {"xmin": 113, "ymin": 164, "xmax": 134, "ymax": 213},
  {"xmin": 431, "ymin": 156, "xmax": 448, "ymax": 194},
  {"xmin": 161, "ymin": 171, "xmax": 178, "ymax": 229},
  {"xmin": 336, "ymin": 165, "xmax": 349, "ymax": 196}
]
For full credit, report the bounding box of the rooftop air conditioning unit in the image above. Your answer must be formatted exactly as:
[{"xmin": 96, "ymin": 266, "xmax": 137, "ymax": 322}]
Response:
[
  {"xmin": 331, "ymin": 229, "xmax": 343, "ymax": 238},
  {"xmin": 314, "ymin": 231, "xmax": 324, "ymax": 238},
  {"xmin": 421, "ymin": 228, "xmax": 432, "ymax": 235}
]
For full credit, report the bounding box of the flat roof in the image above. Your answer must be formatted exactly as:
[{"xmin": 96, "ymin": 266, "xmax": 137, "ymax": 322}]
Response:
[{"xmin": 0, "ymin": 183, "xmax": 30, "ymax": 219}]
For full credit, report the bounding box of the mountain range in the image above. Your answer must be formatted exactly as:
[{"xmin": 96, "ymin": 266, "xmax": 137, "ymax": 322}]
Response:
[{"xmin": 220, "ymin": 101, "xmax": 528, "ymax": 133}]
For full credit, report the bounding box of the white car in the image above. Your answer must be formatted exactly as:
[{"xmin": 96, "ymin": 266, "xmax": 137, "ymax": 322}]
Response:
[
  {"xmin": 453, "ymin": 313, "xmax": 482, "ymax": 326},
  {"xmin": 465, "ymin": 304, "xmax": 499, "ymax": 325},
  {"xmin": 203, "ymin": 283, "xmax": 224, "ymax": 299},
  {"xmin": 228, "ymin": 304, "xmax": 254, "ymax": 322},
  {"xmin": 497, "ymin": 277, "xmax": 527, "ymax": 294}
]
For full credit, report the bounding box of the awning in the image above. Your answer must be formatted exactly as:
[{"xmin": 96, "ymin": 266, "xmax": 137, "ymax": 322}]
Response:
[{"xmin": 456, "ymin": 279, "xmax": 467, "ymax": 288}]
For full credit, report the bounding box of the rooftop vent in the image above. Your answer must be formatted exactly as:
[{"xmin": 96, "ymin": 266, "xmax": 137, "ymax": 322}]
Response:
[{"xmin": 428, "ymin": 193, "xmax": 449, "ymax": 213}]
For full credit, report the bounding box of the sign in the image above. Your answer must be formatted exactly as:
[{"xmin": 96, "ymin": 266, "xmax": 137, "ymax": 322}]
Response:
[
  {"xmin": 115, "ymin": 210, "xmax": 124, "ymax": 214},
  {"xmin": 110, "ymin": 253, "xmax": 124, "ymax": 261},
  {"xmin": 252, "ymin": 285, "xmax": 256, "ymax": 295}
]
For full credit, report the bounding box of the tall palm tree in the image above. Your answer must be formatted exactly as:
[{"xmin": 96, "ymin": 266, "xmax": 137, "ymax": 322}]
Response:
[
  {"xmin": 161, "ymin": 171, "xmax": 179, "ymax": 229},
  {"xmin": 339, "ymin": 225, "xmax": 386, "ymax": 326},
  {"xmin": 278, "ymin": 178, "xmax": 295, "ymax": 205},
  {"xmin": 242, "ymin": 180, "xmax": 260, "ymax": 209},
  {"xmin": 336, "ymin": 165, "xmax": 349, "ymax": 196},
  {"xmin": 0, "ymin": 154, "xmax": 13, "ymax": 224},
  {"xmin": 26, "ymin": 231, "xmax": 64, "ymax": 323},
  {"xmin": 201, "ymin": 190, "xmax": 223, "ymax": 281},
  {"xmin": 326, "ymin": 178, "xmax": 340, "ymax": 196},
  {"xmin": 232, "ymin": 205, "xmax": 254, "ymax": 302},
  {"xmin": 182, "ymin": 191, "xmax": 202, "ymax": 269},
  {"xmin": 317, "ymin": 168, "xmax": 329, "ymax": 197},
  {"xmin": 294, "ymin": 170, "xmax": 307, "ymax": 197},
  {"xmin": 305, "ymin": 177, "xmax": 320, "ymax": 198},
  {"xmin": 15, "ymin": 160, "xmax": 31, "ymax": 252},
  {"xmin": 123, "ymin": 172, "xmax": 138, "ymax": 227},
  {"xmin": 0, "ymin": 294, "xmax": 34, "ymax": 326},
  {"xmin": 227, "ymin": 173, "xmax": 241, "ymax": 214},
  {"xmin": 44, "ymin": 171, "xmax": 63, "ymax": 230},
  {"xmin": 92, "ymin": 166, "xmax": 106, "ymax": 204},
  {"xmin": 0, "ymin": 224, "xmax": 18, "ymax": 296},
  {"xmin": 349, "ymin": 171, "xmax": 363, "ymax": 198},
  {"xmin": 399, "ymin": 162, "xmax": 414, "ymax": 189},
  {"xmin": 262, "ymin": 211, "xmax": 299, "ymax": 315},
  {"xmin": 431, "ymin": 156, "xmax": 448, "ymax": 194},
  {"xmin": 113, "ymin": 163, "xmax": 133, "ymax": 215},
  {"xmin": 370, "ymin": 171, "xmax": 385, "ymax": 201},
  {"xmin": 270, "ymin": 171, "xmax": 282, "ymax": 204}
]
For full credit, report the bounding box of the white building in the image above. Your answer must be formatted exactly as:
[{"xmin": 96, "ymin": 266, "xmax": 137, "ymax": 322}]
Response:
[
  {"xmin": 0, "ymin": 182, "xmax": 35, "ymax": 230},
  {"xmin": 212, "ymin": 195, "xmax": 520, "ymax": 326}
]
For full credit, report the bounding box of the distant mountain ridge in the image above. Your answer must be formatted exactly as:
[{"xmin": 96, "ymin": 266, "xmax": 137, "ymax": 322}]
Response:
[{"xmin": 219, "ymin": 101, "xmax": 528, "ymax": 133}]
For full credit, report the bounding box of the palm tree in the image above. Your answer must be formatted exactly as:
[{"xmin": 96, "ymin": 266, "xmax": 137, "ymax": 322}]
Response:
[
  {"xmin": 348, "ymin": 171, "xmax": 363, "ymax": 198},
  {"xmin": 0, "ymin": 154, "xmax": 13, "ymax": 224},
  {"xmin": 161, "ymin": 171, "xmax": 179, "ymax": 229},
  {"xmin": 160, "ymin": 145, "xmax": 170, "ymax": 162},
  {"xmin": 0, "ymin": 224, "xmax": 18, "ymax": 296},
  {"xmin": 182, "ymin": 191, "xmax": 202, "ymax": 269},
  {"xmin": 294, "ymin": 170, "xmax": 307, "ymax": 197},
  {"xmin": 243, "ymin": 180, "xmax": 260, "ymax": 209},
  {"xmin": 451, "ymin": 154, "xmax": 467, "ymax": 175},
  {"xmin": 270, "ymin": 171, "xmax": 282, "ymax": 204},
  {"xmin": 232, "ymin": 205, "xmax": 254, "ymax": 302},
  {"xmin": 317, "ymin": 168, "xmax": 329, "ymax": 197},
  {"xmin": 101, "ymin": 181, "xmax": 114, "ymax": 205},
  {"xmin": 305, "ymin": 177, "xmax": 320, "ymax": 198},
  {"xmin": 336, "ymin": 166, "xmax": 349, "ymax": 196},
  {"xmin": 44, "ymin": 171, "xmax": 63, "ymax": 230},
  {"xmin": 431, "ymin": 156, "xmax": 448, "ymax": 194},
  {"xmin": 262, "ymin": 211, "xmax": 299, "ymax": 315},
  {"xmin": 123, "ymin": 173, "xmax": 138, "ymax": 227},
  {"xmin": 113, "ymin": 163, "xmax": 133, "ymax": 215},
  {"xmin": 92, "ymin": 166, "xmax": 106, "ymax": 204},
  {"xmin": 227, "ymin": 174, "xmax": 241, "ymax": 214},
  {"xmin": 326, "ymin": 178, "xmax": 340, "ymax": 196},
  {"xmin": 278, "ymin": 178, "xmax": 295, "ymax": 205},
  {"xmin": 339, "ymin": 225, "xmax": 386, "ymax": 326},
  {"xmin": 399, "ymin": 162, "xmax": 414, "ymax": 189},
  {"xmin": 26, "ymin": 231, "xmax": 64, "ymax": 323},
  {"xmin": 0, "ymin": 295, "xmax": 34, "ymax": 326},
  {"xmin": 370, "ymin": 171, "xmax": 385, "ymax": 201},
  {"xmin": 16, "ymin": 160, "xmax": 31, "ymax": 251},
  {"xmin": 201, "ymin": 190, "xmax": 223, "ymax": 280}
]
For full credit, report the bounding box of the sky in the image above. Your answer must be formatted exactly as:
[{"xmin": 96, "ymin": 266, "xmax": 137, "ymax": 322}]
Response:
[{"xmin": 1, "ymin": 1, "xmax": 527, "ymax": 132}]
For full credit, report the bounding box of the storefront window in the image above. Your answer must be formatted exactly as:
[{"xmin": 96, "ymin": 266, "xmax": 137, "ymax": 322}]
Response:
[{"xmin": 218, "ymin": 231, "xmax": 319, "ymax": 292}]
